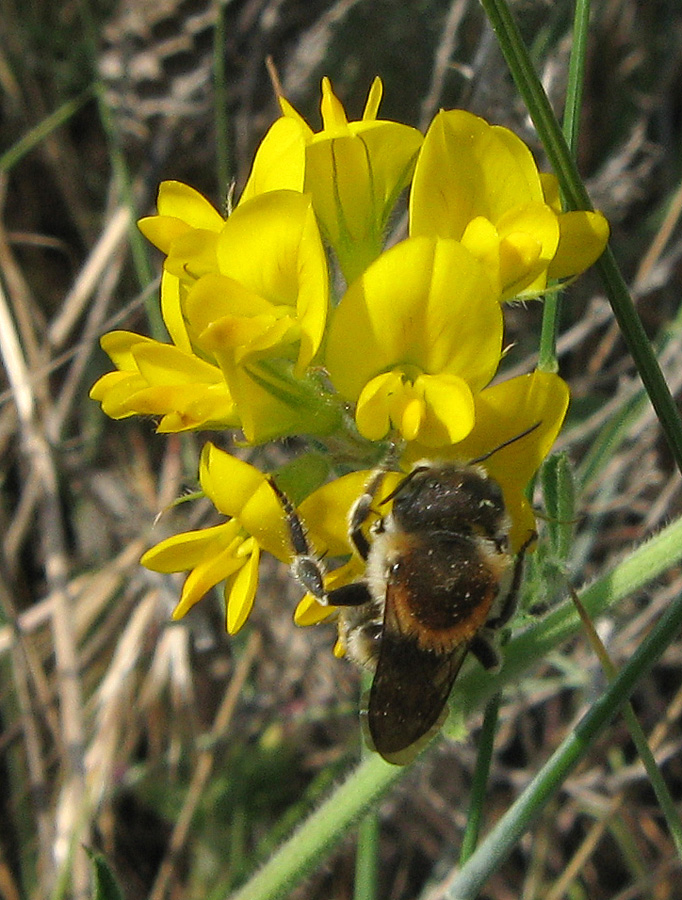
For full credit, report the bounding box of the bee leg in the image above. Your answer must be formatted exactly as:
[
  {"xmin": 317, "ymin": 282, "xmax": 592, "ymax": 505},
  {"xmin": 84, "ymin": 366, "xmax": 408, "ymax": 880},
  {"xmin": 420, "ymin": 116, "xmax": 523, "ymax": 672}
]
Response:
[
  {"xmin": 327, "ymin": 581, "xmax": 374, "ymax": 607},
  {"xmin": 348, "ymin": 468, "xmax": 388, "ymax": 561},
  {"xmin": 471, "ymin": 532, "xmax": 538, "ymax": 672},
  {"xmin": 469, "ymin": 632, "xmax": 502, "ymax": 672},
  {"xmin": 485, "ymin": 531, "xmax": 537, "ymax": 631},
  {"xmin": 268, "ymin": 477, "xmax": 329, "ymax": 604}
]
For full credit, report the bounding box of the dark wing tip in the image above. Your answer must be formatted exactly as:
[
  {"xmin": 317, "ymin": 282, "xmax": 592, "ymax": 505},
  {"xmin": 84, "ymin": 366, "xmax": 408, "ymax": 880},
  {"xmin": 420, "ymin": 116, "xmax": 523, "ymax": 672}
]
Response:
[{"xmin": 363, "ymin": 636, "xmax": 469, "ymax": 765}]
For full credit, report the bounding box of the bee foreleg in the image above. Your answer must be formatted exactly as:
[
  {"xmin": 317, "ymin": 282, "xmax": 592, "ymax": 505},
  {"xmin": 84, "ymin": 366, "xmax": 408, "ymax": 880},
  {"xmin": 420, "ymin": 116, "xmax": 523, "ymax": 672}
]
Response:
[
  {"xmin": 348, "ymin": 468, "xmax": 389, "ymax": 561},
  {"xmin": 268, "ymin": 476, "xmax": 329, "ymax": 604}
]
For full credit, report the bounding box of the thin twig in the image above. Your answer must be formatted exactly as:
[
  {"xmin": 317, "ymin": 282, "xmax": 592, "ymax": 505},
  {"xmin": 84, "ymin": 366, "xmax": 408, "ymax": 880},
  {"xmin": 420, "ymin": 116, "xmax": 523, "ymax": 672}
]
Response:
[{"xmin": 0, "ymin": 277, "xmax": 90, "ymax": 898}]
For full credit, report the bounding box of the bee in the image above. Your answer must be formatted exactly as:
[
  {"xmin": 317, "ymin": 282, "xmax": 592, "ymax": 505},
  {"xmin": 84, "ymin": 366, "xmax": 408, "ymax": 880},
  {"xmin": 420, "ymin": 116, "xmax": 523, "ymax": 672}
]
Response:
[{"xmin": 270, "ymin": 429, "xmax": 537, "ymax": 765}]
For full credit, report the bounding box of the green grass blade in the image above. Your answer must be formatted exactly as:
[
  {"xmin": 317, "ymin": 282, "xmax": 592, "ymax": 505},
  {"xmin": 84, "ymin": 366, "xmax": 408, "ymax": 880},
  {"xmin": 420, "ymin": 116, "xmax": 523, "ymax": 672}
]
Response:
[
  {"xmin": 480, "ymin": 0, "xmax": 682, "ymax": 475},
  {"xmin": 443, "ymin": 588, "xmax": 682, "ymax": 899}
]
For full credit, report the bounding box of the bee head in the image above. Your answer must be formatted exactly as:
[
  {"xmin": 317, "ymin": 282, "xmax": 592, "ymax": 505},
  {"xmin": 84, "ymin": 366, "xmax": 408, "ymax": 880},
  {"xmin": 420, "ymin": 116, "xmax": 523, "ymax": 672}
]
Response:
[{"xmin": 389, "ymin": 463, "xmax": 508, "ymax": 542}]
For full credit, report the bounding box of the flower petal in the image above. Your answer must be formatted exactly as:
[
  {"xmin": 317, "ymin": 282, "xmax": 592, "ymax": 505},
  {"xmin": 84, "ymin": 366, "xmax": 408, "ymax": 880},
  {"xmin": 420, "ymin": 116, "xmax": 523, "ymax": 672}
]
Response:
[
  {"xmin": 547, "ymin": 210, "xmax": 610, "ymax": 279},
  {"xmin": 239, "ymin": 117, "xmax": 307, "ymax": 203},
  {"xmin": 141, "ymin": 520, "xmax": 241, "ymax": 573},
  {"xmin": 415, "ymin": 373, "xmax": 475, "ymax": 447},
  {"xmin": 173, "ymin": 547, "xmax": 245, "ymax": 619},
  {"xmin": 355, "ymin": 371, "xmax": 402, "ymax": 441},
  {"xmin": 156, "ymin": 180, "xmax": 225, "ymax": 230},
  {"xmin": 226, "ymin": 543, "xmax": 260, "ymax": 633},
  {"xmin": 410, "ymin": 109, "xmax": 544, "ymax": 240},
  {"xmin": 325, "ymin": 236, "xmax": 502, "ymax": 400},
  {"xmin": 160, "ymin": 270, "xmax": 192, "ymax": 353},
  {"xmin": 199, "ymin": 443, "xmax": 268, "ymax": 517}
]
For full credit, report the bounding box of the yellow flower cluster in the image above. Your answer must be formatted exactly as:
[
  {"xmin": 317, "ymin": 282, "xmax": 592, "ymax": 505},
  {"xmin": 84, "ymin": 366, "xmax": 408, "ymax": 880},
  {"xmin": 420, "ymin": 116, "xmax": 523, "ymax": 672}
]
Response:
[{"xmin": 91, "ymin": 77, "xmax": 608, "ymax": 634}]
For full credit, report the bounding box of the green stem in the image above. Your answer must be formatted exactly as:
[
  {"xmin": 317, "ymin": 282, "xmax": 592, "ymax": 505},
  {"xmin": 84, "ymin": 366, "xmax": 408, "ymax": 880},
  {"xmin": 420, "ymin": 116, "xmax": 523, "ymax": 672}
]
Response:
[
  {"xmin": 562, "ymin": 0, "xmax": 591, "ymax": 155},
  {"xmin": 228, "ymin": 755, "xmax": 402, "ymax": 900},
  {"xmin": 0, "ymin": 88, "xmax": 93, "ymax": 172},
  {"xmin": 538, "ymin": 0, "xmax": 590, "ymax": 373},
  {"xmin": 459, "ymin": 693, "xmax": 502, "ymax": 865},
  {"xmin": 354, "ymin": 811, "xmax": 380, "ymax": 900},
  {"xmin": 620, "ymin": 704, "xmax": 682, "ymax": 861},
  {"xmin": 443, "ymin": 588, "xmax": 682, "ymax": 899},
  {"xmin": 479, "ymin": 0, "xmax": 682, "ymax": 475},
  {"xmin": 537, "ymin": 292, "xmax": 561, "ymax": 374},
  {"xmin": 571, "ymin": 587, "xmax": 682, "ymax": 862}
]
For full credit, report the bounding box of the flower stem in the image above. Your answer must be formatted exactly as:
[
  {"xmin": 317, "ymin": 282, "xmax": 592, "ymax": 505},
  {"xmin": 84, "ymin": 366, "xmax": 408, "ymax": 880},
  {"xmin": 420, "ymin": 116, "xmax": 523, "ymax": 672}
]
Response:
[
  {"xmin": 480, "ymin": 0, "xmax": 682, "ymax": 474},
  {"xmin": 459, "ymin": 692, "xmax": 502, "ymax": 865},
  {"xmin": 443, "ymin": 588, "xmax": 682, "ymax": 899}
]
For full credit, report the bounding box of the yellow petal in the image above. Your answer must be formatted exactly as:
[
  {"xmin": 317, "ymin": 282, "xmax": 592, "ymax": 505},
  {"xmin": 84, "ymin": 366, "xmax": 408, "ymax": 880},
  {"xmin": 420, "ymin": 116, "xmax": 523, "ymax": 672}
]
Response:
[
  {"xmin": 294, "ymin": 593, "xmax": 336, "ymax": 626},
  {"xmin": 362, "ymin": 76, "xmax": 383, "ymax": 121},
  {"xmin": 173, "ymin": 547, "xmax": 245, "ymax": 619},
  {"xmin": 410, "ymin": 109, "xmax": 544, "ymax": 240},
  {"xmin": 396, "ymin": 391, "xmax": 425, "ymax": 443},
  {"xmin": 155, "ymin": 180, "xmax": 225, "ymax": 231},
  {"xmin": 547, "ymin": 210, "xmax": 610, "ymax": 279},
  {"xmin": 355, "ymin": 371, "xmax": 402, "ymax": 441},
  {"xmin": 199, "ymin": 443, "xmax": 267, "ymax": 517},
  {"xmin": 141, "ymin": 520, "xmax": 240, "ymax": 573},
  {"xmin": 164, "ymin": 229, "xmax": 220, "ymax": 281},
  {"xmin": 138, "ymin": 215, "xmax": 193, "ymax": 254},
  {"xmin": 226, "ymin": 544, "xmax": 260, "ymax": 633},
  {"xmin": 320, "ymin": 76, "xmax": 349, "ymax": 133},
  {"xmin": 306, "ymin": 123, "xmax": 422, "ymax": 283},
  {"xmin": 415, "ymin": 373, "xmax": 476, "ymax": 447},
  {"xmin": 239, "ymin": 117, "xmax": 307, "ymax": 203},
  {"xmin": 160, "ymin": 270, "xmax": 192, "ymax": 353},
  {"xmin": 132, "ymin": 342, "xmax": 224, "ymax": 385},
  {"xmin": 90, "ymin": 371, "xmax": 145, "ymax": 416}
]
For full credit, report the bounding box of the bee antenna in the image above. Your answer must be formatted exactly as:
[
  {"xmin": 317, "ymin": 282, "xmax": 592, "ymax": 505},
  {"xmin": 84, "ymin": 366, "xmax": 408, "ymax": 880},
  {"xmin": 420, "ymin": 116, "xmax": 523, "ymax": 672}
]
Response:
[
  {"xmin": 469, "ymin": 421, "xmax": 542, "ymax": 465},
  {"xmin": 380, "ymin": 464, "xmax": 430, "ymax": 506}
]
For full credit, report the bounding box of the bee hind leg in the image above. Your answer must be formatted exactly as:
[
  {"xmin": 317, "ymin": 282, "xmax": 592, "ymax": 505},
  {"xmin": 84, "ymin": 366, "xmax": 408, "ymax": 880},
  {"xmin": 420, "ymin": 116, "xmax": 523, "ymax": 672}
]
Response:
[
  {"xmin": 470, "ymin": 530, "xmax": 538, "ymax": 673},
  {"xmin": 469, "ymin": 631, "xmax": 502, "ymax": 672},
  {"xmin": 485, "ymin": 530, "xmax": 537, "ymax": 630}
]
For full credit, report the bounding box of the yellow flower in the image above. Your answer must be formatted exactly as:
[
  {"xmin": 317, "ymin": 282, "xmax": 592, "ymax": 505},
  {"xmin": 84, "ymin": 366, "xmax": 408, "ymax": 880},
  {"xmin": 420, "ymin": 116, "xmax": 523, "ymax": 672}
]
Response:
[
  {"xmin": 138, "ymin": 181, "xmax": 225, "ymax": 287},
  {"xmin": 325, "ymin": 236, "xmax": 503, "ymax": 445},
  {"xmin": 540, "ymin": 173, "xmax": 610, "ymax": 279},
  {"xmin": 410, "ymin": 110, "xmax": 608, "ymax": 300},
  {"xmin": 105, "ymin": 183, "xmax": 337, "ymax": 443},
  {"xmin": 89, "ymin": 328, "xmax": 238, "ymax": 431},
  {"xmin": 185, "ymin": 191, "xmax": 328, "ymax": 377},
  {"xmin": 243, "ymin": 77, "xmax": 423, "ymax": 284},
  {"xmin": 175, "ymin": 189, "xmax": 339, "ymax": 443},
  {"xmin": 141, "ymin": 443, "xmax": 289, "ymax": 633}
]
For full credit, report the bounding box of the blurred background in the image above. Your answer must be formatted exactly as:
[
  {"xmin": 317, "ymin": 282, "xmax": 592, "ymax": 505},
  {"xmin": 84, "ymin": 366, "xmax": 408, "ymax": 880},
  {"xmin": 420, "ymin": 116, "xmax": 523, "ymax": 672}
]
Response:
[{"xmin": 2, "ymin": 0, "xmax": 682, "ymax": 897}]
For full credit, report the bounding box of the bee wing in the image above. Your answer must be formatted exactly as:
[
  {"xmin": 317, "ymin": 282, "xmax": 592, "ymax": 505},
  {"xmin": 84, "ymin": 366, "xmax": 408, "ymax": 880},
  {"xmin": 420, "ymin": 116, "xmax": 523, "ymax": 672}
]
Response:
[{"xmin": 363, "ymin": 591, "xmax": 470, "ymax": 765}]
